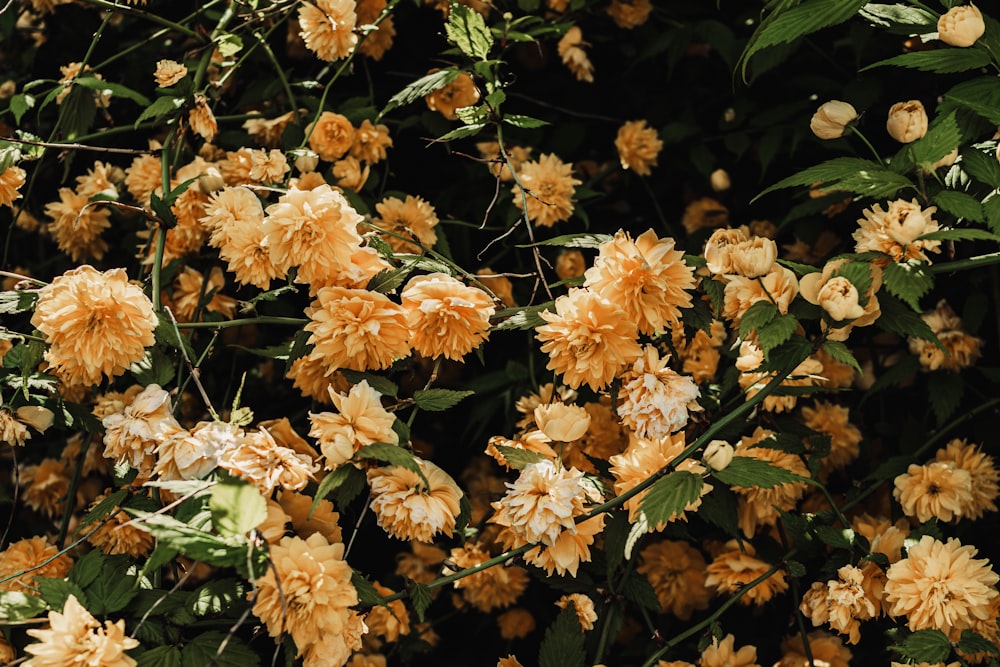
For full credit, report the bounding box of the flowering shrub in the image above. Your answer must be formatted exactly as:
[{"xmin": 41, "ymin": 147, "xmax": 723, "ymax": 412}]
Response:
[{"xmin": 1, "ymin": 0, "xmax": 999, "ymax": 666}]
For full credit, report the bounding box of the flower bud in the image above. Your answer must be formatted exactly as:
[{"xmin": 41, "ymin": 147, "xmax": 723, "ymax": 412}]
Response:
[
  {"xmin": 703, "ymin": 227, "xmax": 748, "ymax": 275},
  {"xmin": 198, "ymin": 166, "xmax": 225, "ymax": 193},
  {"xmin": 702, "ymin": 439, "xmax": 734, "ymax": 471},
  {"xmin": 730, "ymin": 236, "xmax": 778, "ymax": 278},
  {"xmin": 534, "ymin": 402, "xmax": 591, "ymax": 442},
  {"xmin": 292, "ymin": 150, "xmax": 320, "ymax": 174},
  {"xmin": 735, "ymin": 338, "xmax": 763, "ymax": 372},
  {"xmin": 15, "ymin": 406, "xmax": 54, "ymax": 433},
  {"xmin": 938, "ymin": 4, "xmax": 985, "ymax": 48},
  {"xmin": 710, "ymin": 168, "xmax": 731, "ymax": 192},
  {"xmin": 816, "ymin": 276, "xmax": 866, "ymax": 322},
  {"xmin": 886, "ymin": 100, "xmax": 928, "ymax": 143},
  {"xmin": 810, "ymin": 101, "xmax": 858, "ymax": 140}
]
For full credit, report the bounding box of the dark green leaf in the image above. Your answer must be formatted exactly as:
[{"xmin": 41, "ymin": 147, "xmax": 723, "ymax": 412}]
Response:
[
  {"xmin": 9, "ymin": 93, "xmax": 34, "ymax": 124},
  {"xmin": 882, "ymin": 260, "xmax": 934, "ymax": 311},
  {"xmin": 712, "ymin": 455, "xmax": 810, "ymax": 489},
  {"xmin": 69, "ymin": 549, "xmax": 105, "ymax": 589},
  {"xmin": 538, "ymin": 607, "xmax": 586, "ymax": 667},
  {"xmin": 911, "ymin": 112, "xmax": 962, "ymax": 166},
  {"xmin": 180, "ymin": 631, "xmax": 260, "ymax": 667},
  {"xmin": 815, "ymin": 525, "xmax": 853, "ymax": 550},
  {"xmin": 380, "ymin": 68, "xmax": 461, "ymax": 119},
  {"xmin": 931, "ymin": 191, "xmax": 986, "ymax": 223},
  {"xmin": 134, "ymin": 96, "xmax": 184, "ymax": 128},
  {"xmin": 445, "ymin": 2, "xmax": 493, "ymax": 59},
  {"xmin": 412, "ymin": 388, "xmax": 474, "ymax": 411},
  {"xmin": 985, "ymin": 195, "xmax": 1000, "ymax": 235},
  {"xmin": 137, "ymin": 646, "xmax": 182, "ymax": 667},
  {"xmin": 696, "ymin": 485, "xmax": 740, "ymax": 538},
  {"xmin": 638, "ymin": 470, "xmax": 704, "ymax": 529},
  {"xmin": 130, "ymin": 347, "xmax": 176, "ymax": 386},
  {"xmin": 864, "ymin": 48, "xmax": 991, "ymax": 74},
  {"xmin": 960, "ymin": 147, "xmax": 1000, "ymax": 188},
  {"xmin": 366, "ymin": 266, "xmax": 412, "ymax": 294},
  {"xmin": 495, "ymin": 446, "xmax": 549, "ymax": 470},
  {"xmin": 755, "ymin": 157, "xmax": 913, "ymax": 201},
  {"xmin": 407, "ymin": 581, "xmax": 433, "ymax": 623},
  {"xmin": 35, "ymin": 577, "xmax": 88, "ymax": 611},
  {"xmin": 738, "ymin": 300, "xmax": 778, "ymax": 338},
  {"xmin": 339, "ymin": 370, "xmax": 398, "ymax": 397},
  {"xmin": 189, "ymin": 578, "xmax": 246, "ymax": 617},
  {"xmin": 73, "ymin": 76, "xmax": 151, "ymax": 106},
  {"xmin": 621, "ymin": 573, "xmax": 659, "ymax": 611},
  {"xmin": 892, "ymin": 629, "xmax": 952, "ymax": 663},
  {"xmin": 758, "ymin": 314, "xmax": 799, "ymax": 354},
  {"xmin": 958, "ymin": 630, "xmax": 1000, "ymax": 656},
  {"xmin": 435, "ymin": 123, "xmax": 487, "ymax": 142},
  {"xmin": 945, "ymin": 76, "xmax": 1000, "ymax": 125},
  {"xmin": 821, "ymin": 339, "xmax": 862, "ymax": 373},
  {"xmin": 355, "ymin": 443, "xmax": 428, "ymax": 486},
  {"xmin": 82, "ymin": 554, "xmax": 137, "ymax": 615},
  {"xmin": 76, "ymin": 489, "xmax": 129, "ymax": 533},
  {"xmin": 928, "ymin": 370, "xmax": 964, "ymax": 425},
  {"xmin": 877, "ymin": 293, "xmax": 939, "ymax": 342}
]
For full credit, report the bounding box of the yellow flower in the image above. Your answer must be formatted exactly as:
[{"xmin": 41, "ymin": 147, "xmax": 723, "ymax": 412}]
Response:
[
  {"xmin": 894, "ymin": 460, "xmax": 973, "ymax": 523},
  {"xmin": 153, "ymin": 59, "xmax": 187, "ymax": 87},
  {"xmin": 606, "ymin": 0, "xmax": 652, "ymax": 29},
  {"xmin": 31, "ymin": 266, "xmax": 158, "ymax": 388},
  {"xmin": 424, "ymin": 71, "xmax": 480, "ymax": 120},
  {"xmin": 534, "ymin": 402, "xmax": 591, "ymax": 442},
  {"xmin": 249, "ymin": 148, "xmax": 290, "ymax": 183},
  {"xmin": 374, "ymin": 194, "xmax": 439, "ymax": 252},
  {"xmin": 810, "ymin": 101, "xmax": 858, "ymax": 140},
  {"xmin": 490, "ymin": 460, "xmax": 589, "ymax": 546},
  {"xmin": 0, "ymin": 165, "xmax": 26, "ymax": 207},
  {"xmin": 309, "ymin": 380, "xmax": 398, "ymax": 468},
  {"xmin": 24, "ymin": 595, "xmax": 138, "ymax": 667},
  {"xmin": 885, "ymin": 536, "xmax": 999, "ymax": 635},
  {"xmin": 45, "ymin": 187, "xmax": 111, "ymax": 262},
  {"xmin": 263, "ymin": 185, "xmax": 365, "ymax": 287},
  {"xmin": 102, "ymin": 384, "xmax": 182, "ymax": 471},
  {"xmin": 298, "ymin": 0, "xmax": 358, "ymax": 61},
  {"xmin": 705, "ymin": 540, "xmax": 788, "ymax": 606},
  {"xmin": 188, "ymin": 94, "xmax": 217, "ymax": 141},
  {"xmin": 557, "ymin": 26, "xmax": 594, "ymax": 82},
  {"xmin": 555, "ymin": 593, "xmax": 597, "ymax": 630},
  {"xmin": 886, "ymin": 100, "xmax": 928, "ymax": 143},
  {"xmin": 124, "ymin": 154, "xmax": 161, "ymax": 203},
  {"xmin": 776, "ymin": 632, "xmax": 852, "ymax": 667},
  {"xmin": 618, "ymin": 346, "xmax": 701, "ymax": 439},
  {"xmin": 86, "ymin": 493, "xmax": 155, "ymax": 558},
  {"xmin": 365, "ymin": 582, "xmax": 411, "ymax": 644},
  {"xmin": 800, "ymin": 564, "xmax": 883, "ymax": 644},
  {"xmin": 0, "ymin": 536, "xmax": 72, "ymax": 595},
  {"xmin": 935, "ymin": 438, "xmax": 998, "ymax": 520},
  {"xmin": 512, "ymin": 153, "xmax": 581, "ymax": 227},
  {"xmin": 349, "ymin": 119, "xmax": 393, "ymax": 163},
  {"xmin": 304, "ymin": 285, "xmax": 411, "ymax": 371},
  {"xmin": 252, "ymin": 532, "xmax": 363, "ymax": 655},
  {"xmin": 699, "ymin": 634, "xmax": 760, "ymax": 667},
  {"xmin": 732, "ymin": 428, "xmax": 810, "ymax": 536},
  {"xmin": 636, "ymin": 540, "xmax": 711, "ymax": 620},
  {"xmin": 446, "ymin": 541, "xmax": 530, "ymax": 612},
  {"xmin": 496, "ymin": 608, "xmax": 535, "ymax": 640},
  {"xmin": 938, "ymin": 4, "xmax": 985, "ymax": 47},
  {"xmin": 401, "ymin": 273, "xmax": 494, "ymax": 360},
  {"xmin": 202, "ymin": 187, "xmax": 282, "ymax": 289},
  {"xmin": 356, "ymin": 0, "xmax": 396, "ymax": 60},
  {"xmin": 218, "ymin": 427, "xmax": 318, "ymax": 495},
  {"xmin": 535, "ymin": 288, "xmax": 642, "ymax": 391},
  {"xmin": 615, "ymin": 120, "xmax": 663, "ymax": 176},
  {"xmin": 367, "ymin": 459, "xmax": 462, "ymax": 541},
  {"xmin": 307, "ymin": 111, "xmax": 356, "ymax": 161},
  {"xmin": 585, "ymin": 229, "xmax": 696, "ymax": 334}
]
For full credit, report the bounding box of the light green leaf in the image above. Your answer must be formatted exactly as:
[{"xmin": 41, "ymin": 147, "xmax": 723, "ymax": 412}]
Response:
[
  {"xmin": 755, "ymin": 157, "xmax": 914, "ymax": 201},
  {"xmin": 863, "ymin": 48, "xmax": 992, "ymax": 73},
  {"xmin": 712, "ymin": 455, "xmax": 810, "ymax": 489},
  {"xmin": 379, "ymin": 68, "xmax": 460, "ymax": 118},
  {"xmin": 412, "ymin": 388, "xmax": 474, "ymax": 411},
  {"xmin": 518, "ymin": 233, "xmax": 613, "ymax": 249},
  {"xmin": 859, "ymin": 4, "xmax": 936, "ymax": 30},
  {"xmin": 189, "ymin": 578, "xmax": 246, "ymax": 617},
  {"xmin": 445, "ymin": 2, "xmax": 493, "ymax": 59},
  {"xmin": 491, "ymin": 303, "xmax": 552, "ymax": 331},
  {"xmin": 134, "ymin": 96, "xmax": 184, "ymax": 128},
  {"xmin": 883, "ymin": 260, "xmax": 934, "ymax": 311},
  {"xmin": 209, "ymin": 481, "xmax": 268, "ymax": 538},
  {"xmin": 932, "ymin": 191, "xmax": 986, "ymax": 223},
  {"xmin": 892, "ymin": 629, "xmax": 952, "ymax": 663},
  {"xmin": 216, "ymin": 33, "xmax": 243, "ymax": 58},
  {"xmin": 539, "ymin": 607, "xmax": 586, "ymax": 667},
  {"xmin": 455, "ymin": 104, "xmax": 488, "ymax": 125},
  {"xmin": 494, "ymin": 446, "xmax": 549, "ymax": 470},
  {"xmin": 434, "ymin": 123, "xmax": 487, "ymax": 141},
  {"xmin": 637, "ymin": 470, "xmax": 704, "ymax": 530},
  {"xmin": 504, "ymin": 113, "xmax": 549, "ymax": 128},
  {"xmin": 9, "ymin": 93, "xmax": 35, "ymax": 124},
  {"xmin": 919, "ymin": 227, "xmax": 998, "ymax": 242},
  {"xmin": 0, "ymin": 591, "xmax": 47, "ymax": 621},
  {"xmin": 366, "ymin": 265, "xmax": 411, "ymax": 293}
]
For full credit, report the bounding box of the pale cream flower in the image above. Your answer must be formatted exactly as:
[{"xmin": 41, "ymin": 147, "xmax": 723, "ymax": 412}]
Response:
[
  {"xmin": 935, "ymin": 438, "xmax": 998, "ymax": 520},
  {"xmin": 249, "ymin": 148, "xmax": 290, "ymax": 183},
  {"xmin": 885, "ymin": 536, "xmax": 999, "ymax": 634},
  {"xmin": 534, "ymin": 402, "xmax": 590, "ymax": 442},
  {"xmin": 702, "ymin": 439, "xmax": 734, "ymax": 471},
  {"xmin": 810, "ymin": 101, "xmax": 858, "ymax": 140},
  {"xmin": 298, "ymin": 0, "xmax": 359, "ymax": 61},
  {"xmin": 244, "ymin": 110, "xmax": 298, "ymax": 148},
  {"xmin": 894, "ymin": 460, "xmax": 973, "ymax": 523},
  {"xmin": 367, "ymin": 459, "xmax": 462, "ymax": 541},
  {"xmin": 710, "ymin": 168, "xmax": 731, "ymax": 192},
  {"xmin": 301, "ymin": 611, "xmax": 366, "ymax": 666},
  {"xmin": 401, "ymin": 273, "xmax": 494, "ymax": 360},
  {"xmin": 851, "ymin": 513, "xmax": 910, "ymax": 563},
  {"xmin": 307, "ymin": 111, "xmax": 356, "ymax": 161},
  {"xmin": 615, "ymin": 120, "xmax": 663, "ymax": 176},
  {"xmin": 304, "ymin": 285, "xmax": 411, "ymax": 371},
  {"xmin": 700, "ymin": 634, "xmax": 760, "ymax": 667},
  {"xmin": 730, "ymin": 236, "xmax": 778, "ymax": 278},
  {"xmin": 446, "ymin": 541, "xmax": 530, "ymax": 612},
  {"xmin": 800, "ymin": 564, "xmax": 883, "ymax": 644},
  {"xmin": 373, "ymin": 194, "xmax": 439, "ymax": 252},
  {"xmin": 154, "ymin": 419, "xmax": 242, "ymax": 481},
  {"xmin": 32, "ymin": 266, "xmax": 157, "ymax": 388},
  {"xmin": 309, "ymin": 380, "xmax": 397, "ymax": 468},
  {"xmin": 557, "ymin": 26, "xmax": 594, "ymax": 82},
  {"xmin": 722, "ymin": 265, "xmax": 799, "ymax": 325},
  {"xmin": 102, "ymin": 384, "xmax": 182, "ymax": 471},
  {"xmin": 637, "ymin": 540, "xmax": 711, "ymax": 620},
  {"xmin": 501, "ymin": 513, "xmax": 605, "ymax": 577},
  {"xmin": 512, "ymin": 153, "xmax": 581, "ymax": 227},
  {"xmin": 188, "ymin": 94, "xmax": 217, "ymax": 141},
  {"xmin": 0, "ymin": 408, "xmax": 30, "ymax": 446},
  {"xmin": 705, "ymin": 540, "xmax": 788, "ymax": 606},
  {"xmin": 618, "ymin": 346, "xmax": 701, "ymax": 439},
  {"xmin": 703, "ymin": 227, "xmax": 748, "ymax": 275},
  {"xmin": 535, "ymin": 288, "xmax": 642, "ymax": 391},
  {"xmin": 584, "ymin": 229, "xmax": 696, "ymax": 334},
  {"xmin": 0, "ymin": 165, "xmax": 27, "ymax": 207},
  {"xmin": 490, "ymin": 460, "xmax": 588, "ymax": 546},
  {"xmin": 938, "ymin": 4, "xmax": 985, "ymax": 47},
  {"xmin": 154, "ymin": 59, "xmax": 187, "ymax": 87},
  {"xmin": 555, "ymin": 594, "xmax": 597, "ymax": 630},
  {"xmin": 887, "ymin": 100, "xmax": 928, "ymax": 143},
  {"xmin": 424, "ymin": 71, "xmax": 480, "ymax": 120},
  {"xmin": 24, "ymin": 595, "xmax": 138, "ymax": 667},
  {"xmin": 219, "ymin": 427, "xmax": 318, "ymax": 495},
  {"xmin": 124, "ymin": 154, "xmax": 161, "ymax": 203}
]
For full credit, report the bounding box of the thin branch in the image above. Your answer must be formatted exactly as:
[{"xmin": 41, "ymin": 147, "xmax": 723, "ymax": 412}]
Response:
[{"xmin": 0, "ymin": 135, "xmax": 161, "ymax": 156}]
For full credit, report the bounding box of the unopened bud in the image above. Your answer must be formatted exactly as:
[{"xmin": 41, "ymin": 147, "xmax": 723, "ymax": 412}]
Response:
[{"xmin": 702, "ymin": 439, "xmax": 734, "ymax": 471}]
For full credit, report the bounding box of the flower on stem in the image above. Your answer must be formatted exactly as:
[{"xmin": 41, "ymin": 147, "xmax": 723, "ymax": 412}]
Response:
[
  {"xmin": 373, "ymin": 194, "xmax": 439, "ymax": 253},
  {"xmin": 557, "ymin": 26, "xmax": 594, "ymax": 82},
  {"xmin": 511, "ymin": 153, "xmax": 581, "ymax": 227},
  {"xmin": 810, "ymin": 101, "xmax": 858, "ymax": 140},
  {"xmin": 0, "ymin": 164, "xmax": 26, "ymax": 207},
  {"xmin": 894, "ymin": 459, "xmax": 973, "ymax": 523},
  {"xmin": 886, "ymin": 100, "xmax": 928, "ymax": 143},
  {"xmin": 0, "ymin": 536, "xmax": 72, "ymax": 595},
  {"xmin": 401, "ymin": 273, "xmax": 494, "ymax": 360},
  {"xmin": 555, "ymin": 593, "xmax": 597, "ymax": 630},
  {"xmin": 367, "ymin": 459, "xmax": 463, "ymax": 542},
  {"xmin": 154, "ymin": 59, "xmax": 186, "ymax": 87},
  {"xmin": 617, "ymin": 345, "xmax": 702, "ymax": 439},
  {"xmin": 908, "ymin": 299, "xmax": 983, "ymax": 372},
  {"xmin": 938, "ymin": 4, "xmax": 985, "ymax": 47},
  {"xmin": 23, "ymin": 595, "xmax": 138, "ymax": 667},
  {"xmin": 298, "ymin": 0, "xmax": 358, "ymax": 61}
]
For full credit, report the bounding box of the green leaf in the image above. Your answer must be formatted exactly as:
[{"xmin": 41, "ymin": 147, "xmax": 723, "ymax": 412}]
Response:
[
  {"xmin": 864, "ymin": 48, "xmax": 992, "ymax": 74},
  {"xmin": 134, "ymin": 96, "xmax": 184, "ymax": 128},
  {"xmin": 216, "ymin": 32, "xmax": 243, "ymax": 57},
  {"xmin": 0, "ymin": 591, "xmax": 47, "ymax": 621},
  {"xmin": 928, "ymin": 370, "xmax": 964, "ymax": 425},
  {"xmin": 130, "ymin": 347, "xmax": 176, "ymax": 386},
  {"xmin": 455, "ymin": 104, "xmax": 488, "ymax": 125},
  {"xmin": 538, "ymin": 606, "xmax": 586, "ymax": 667},
  {"xmin": 815, "ymin": 525, "xmax": 853, "ymax": 550},
  {"xmin": 339, "ymin": 369, "xmax": 398, "ymax": 397},
  {"xmin": 621, "ymin": 573, "xmax": 659, "ymax": 611},
  {"xmin": 757, "ymin": 314, "xmax": 799, "ymax": 354},
  {"xmin": 435, "ymin": 123, "xmax": 487, "ymax": 142},
  {"xmin": 696, "ymin": 485, "xmax": 740, "ymax": 538},
  {"xmin": 958, "ymin": 629, "xmax": 1000, "ymax": 656},
  {"xmin": 712, "ymin": 455, "xmax": 810, "ymax": 489},
  {"xmin": 495, "ymin": 445, "xmax": 550, "ymax": 470},
  {"xmin": 180, "ymin": 631, "xmax": 260, "ymax": 667},
  {"xmin": 445, "ymin": 2, "xmax": 493, "ymax": 59},
  {"xmin": 380, "ymin": 68, "xmax": 461, "ymax": 119},
  {"xmin": 0, "ymin": 289, "xmax": 38, "ymax": 314},
  {"xmin": 353, "ymin": 570, "xmax": 387, "ymax": 608},
  {"xmin": 932, "ymin": 191, "xmax": 987, "ymax": 223},
  {"xmin": 69, "ymin": 549, "xmax": 105, "ymax": 589},
  {"xmin": 313, "ymin": 463, "xmax": 358, "ymax": 509},
  {"xmin": 602, "ymin": 511, "xmax": 631, "ymax": 576},
  {"xmin": 960, "ymin": 147, "xmax": 1000, "ymax": 188},
  {"xmin": 504, "ymin": 113, "xmax": 549, "ymax": 128},
  {"xmin": 407, "ymin": 581, "xmax": 433, "ymax": 623},
  {"xmin": 877, "ymin": 293, "xmax": 939, "ymax": 342},
  {"xmin": 137, "ymin": 646, "xmax": 182, "ymax": 667},
  {"xmin": 910, "ymin": 112, "xmax": 962, "ymax": 166},
  {"xmin": 859, "ymin": 4, "xmax": 936, "ymax": 30},
  {"xmin": 125, "ymin": 510, "xmax": 250, "ymax": 570},
  {"xmin": 73, "ymin": 76, "xmax": 151, "ymax": 106},
  {"xmin": 944, "ymin": 76, "xmax": 1000, "ymax": 124},
  {"xmin": 366, "ymin": 265, "xmax": 412, "ymax": 294},
  {"xmin": 987, "ymin": 195, "xmax": 1000, "ymax": 236},
  {"xmin": 35, "ymin": 577, "xmax": 88, "ymax": 611},
  {"xmin": 755, "ymin": 157, "xmax": 914, "ymax": 201},
  {"xmin": 76, "ymin": 489, "xmax": 129, "ymax": 533},
  {"xmin": 355, "ymin": 443, "xmax": 428, "ymax": 486},
  {"xmin": 412, "ymin": 388, "xmax": 474, "ymax": 411},
  {"xmin": 492, "ymin": 303, "xmax": 552, "ymax": 331},
  {"xmin": 892, "ymin": 629, "xmax": 952, "ymax": 663},
  {"xmin": 82, "ymin": 554, "xmax": 138, "ymax": 615},
  {"xmin": 738, "ymin": 300, "xmax": 778, "ymax": 338},
  {"xmin": 209, "ymin": 481, "xmax": 267, "ymax": 538},
  {"xmin": 189, "ymin": 578, "xmax": 246, "ymax": 617},
  {"xmin": 9, "ymin": 93, "xmax": 35, "ymax": 124},
  {"xmin": 518, "ymin": 233, "xmax": 613, "ymax": 249},
  {"xmin": 821, "ymin": 339, "xmax": 862, "ymax": 373},
  {"xmin": 882, "ymin": 260, "xmax": 934, "ymax": 311},
  {"xmin": 638, "ymin": 470, "xmax": 704, "ymax": 529}
]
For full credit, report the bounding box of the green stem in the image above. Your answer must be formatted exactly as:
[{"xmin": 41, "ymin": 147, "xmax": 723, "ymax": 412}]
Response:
[
  {"xmin": 930, "ymin": 251, "xmax": 1000, "ymax": 273},
  {"xmin": 848, "ymin": 126, "xmax": 884, "ymax": 167},
  {"xmin": 56, "ymin": 433, "xmax": 93, "ymax": 548},
  {"xmin": 174, "ymin": 316, "xmax": 308, "ymax": 329},
  {"xmin": 78, "ymin": 0, "xmax": 206, "ymax": 40}
]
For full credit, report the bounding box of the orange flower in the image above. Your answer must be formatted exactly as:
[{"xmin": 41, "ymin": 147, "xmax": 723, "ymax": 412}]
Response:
[
  {"xmin": 21, "ymin": 458, "xmax": 71, "ymax": 518},
  {"xmin": 775, "ymin": 632, "xmax": 852, "ymax": 667},
  {"xmin": 799, "ymin": 400, "xmax": 862, "ymax": 477},
  {"xmin": 44, "ymin": 187, "xmax": 111, "ymax": 262},
  {"xmin": 618, "ymin": 346, "xmax": 701, "ymax": 439},
  {"xmin": 298, "ymin": 0, "xmax": 358, "ymax": 61},
  {"xmin": 507, "ymin": 513, "xmax": 605, "ymax": 577},
  {"xmin": 169, "ymin": 266, "xmax": 237, "ymax": 322},
  {"xmin": 304, "ymin": 286, "xmax": 411, "ymax": 372},
  {"xmin": 496, "ymin": 608, "xmax": 535, "ymax": 640},
  {"xmin": 0, "ymin": 408, "xmax": 30, "ymax": 446},
  {"xmin": 286, "ymin": 355, "xmax": 351, "ymax": 404},
  {"xmin": 307, "ymin": 111, "xmax": 356, "ymax": 161},
  {"xmin": 424, "ymin": 71, "xmax": 480, "ymax": 120},
  {"xmin": 32, "ymin": 266, "xmax": 158, "ymax": 388},
  {"xmin": 700, "ymin": 634, "xmax": 760, "ymax": 667},
  {"xmin": 535, "ymin": 288, "xmax": 642, "ymax": 391},
  {"xmin": 584, "ymin": 229, "xmax": 696, "ymax": 334},
  {"xmin": 401, "ymin": 273, "xmax": 494, "ymax": 360},
  {"xmin": 24, "ymin": 595, "xmax": 138, "ymax": 667},
  {"xmin": 218, "ymin": 427, "xmax": 318, "ymax": 495},
  {"xmin": 557, "ymin": 26, "xmax": 594, "ymax": 82},
  {"xmin": 102, "ymin": 384, "xmax": 182, "ymax": 471},
  {"xmin": 935, "ymin": 438, "xmax": 998, "ymax": 519},
  {"xmin": 885, "ymin": 536, "xmax": 999, "ymax": 635},
  {"xmin": 705, "ymin": 540, "xmax": 788, "ymax": 606},
  {"xmin": 0, "ymin": 165, "xmax": 26, "ymax": 207},
  {"xmin": 607, "ymin": 0, "xmax": 652, "ymax": 28},
  {"xmin": 909, "ymin": 299, "xmax": 983, "ymax": 372},
  {"xmin": 356, "ymin": 0, "xmax": 396, "ymax": 60},
  {"xmin": 86, "ymin": 494, "xmax": 155, "ymax": 558},
  {"xmin": 309, "ymin": 380, "xmax": 397, "ymax": 468},
  {"xmin": 555, "ymin": 249, "xmax": 586, "ymax": 279},
  {"xmin": 0, "ymin": 536, "xmax": 72, "ymax": 595},
  {"xmin": 332, "ymin": 156, "xmax": 370, "ymax": 191},
  {"xmin": 373, "ymin": 194, "xmax": 439, "ymax": 252},
  {"xmin": 278, "ymin": 490, "xmax": 344, "ymax": 543},
  {"xmin": 636, "ymin": 540, "xmax": 711, "ymax": 620},
  {"xmin": 123, "ymin": 152, "xmax": 160, "ymax": 202},
  {"xmin": 800, "ymin": 564, "xmax": 883, "ymax": 644},
  {"xmin": 732, "ymin": 427, "xmax": 810, "ymax": 536},
  {"xmin": 722, "ymin": 265, "xmax": 799, "ymax": 325},
  {"xmin": 188, "ymin": 94, "xmax": 217, "ymax": 141},
  {"xmin": 615, "ymin": 120, "xmax": 662, "ymax": 175},
  {"xmin": 512, "ymin": 153, "xmax": 581, "ymax": 227},
  {"xmin": 365, "ymin": 582, "xmax": 411, "ymax": 644},
  {"xmin": 854, "ymin": 199, "xmax": 941, "ymax": 262},
  {"xmin": 154, "ymin": 420, "xmax": 240, "ymax": 481},
  {"xmin": 555, "ymin": 593, "xmax": 597, "ymax": 630},
  {"xmin": 349, "ymin": 119, "xmax": 393, "ymax": 163},
  {"xmin": 445, "ymin": 541, "xmax": 530, "ymax": 612},
  {"xmin": 202, "ymin": 187, "xmax": 281, "ymax": 289},
  {"xmin": 894, "ymin": 460, "xmax": 973, "ymax": 523},
  {"xmin": 154, "ymin": 59, "xmax": 187, "ymax": 87},
  {"xmin": 681, "ymin": 197, "xmax": 729, "ymax": 234},
  {"xmin": 367, "ymin": 459, "xmax": 462, "ymax": 541}
]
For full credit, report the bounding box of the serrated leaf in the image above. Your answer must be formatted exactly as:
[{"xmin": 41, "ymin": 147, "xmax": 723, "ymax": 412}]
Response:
[
  {"xmin": 882, "ymin": 261, "xmax": 934, "ymax": 311},
  {"xmin": 958, "ymin": 629, "xmax": 1000, "ymax": 656},
  {"xmin": 495, "ymin": 445, "xmax": 550, "ymax": 470},
  {"xmin": 435, "ymin": 123, "xmax": 487, "ymax": 142},
  {"xmin": 959, "ymin": 147, "xmax": 1000, "ymax": 188},
  {"xmin": 713, "ymin": 455, "xmax": 810, "ymax": 489},
  {"xmin": 988, "ymin": 194, "xmax": 1000, "ymax": 236},
  {"xmin": 755, "ymin": 157, "xmax": 914, "ymax": 201},
  {"xmin": 130, "ymin": 347, "xmax": 176, "ymax": 386},
  {"xmin": 35, "ymin": 577, "xmax": 88, "ymax": 611},
  {"xmin": 519, "ymin": 233, "xmax": 613, "ymax": 249},
  {"xmin": 83, "ymin": 554, "xmax": 137, "ymax": 615},
  {"xmin": 864, "ymin": 48, "xmax": 991, "ymax": 74},
  {"xmin": 932, "ymin": 191, "xmax": 986, "ymax": 223},
  {"xmin": 76, "ymin": 489, "xmax": 129, "ymax": 533},
  {"xmin": 407, "ymin": 581, "xmax": 432, "ymax": 623},
  {"xmin": 504, "ymin": 113, "xmax": 549, "ymax": 128},
  {"xmin": 209, "ymin": 481, "xmax": 267, "ymax": 538},
  {"xmin": 353, "ymin": 570, "xmax": 387, "ymax": 608},
  {"xmin": 312, "ymin": 463, "xmax": 359, "ymax": 509},
  {"xmin": 602, "ymin": 511, "xmax": 630, "ymax": 575},
  {"xmin": 355, "ymin": 443, "xmax": 429, "ymax": 486},
  {"xmin": 910, "ymin": 112, "xmax": 962, "ymax": 166},
  {"xmin": 339, "ymin": 369, "xmax": 398, "ymax": 397},
  {"xmin": 621, "ymin": 573, "xmax": 659, "ymax": 611},
  {"xmin": 859, "ymin": 4, "xmax": 936, "ymax": 30},
  {"xmin": 739, "ymin": 300, "xmax": 778, "ymax": 338},
  {"xmin": 539, "ymin": 606, "xmax": 586, "ymax": 667},
  {"xmin": 180, "ymin": 631, "xmax": 259, "ymax": 667},
  {"xmin": 696, "ymin": 484, "xmax": 740, "ymax": 537},
  {"xmin": 380, "ymin": 68, "xmax": 461, "ymax": 118},
  {"xmin": 69, "ymin": 549, "xmax": 105, "ymax": 589},
  {"xmin": 412, "ymin": 388, "xmax": 474, "ymax": 411},
  {"xmin": 445, "ymin": 2, "xmax": 493, "ymax": 59},
  {"xmin": 638, "ymin": 470, "xmax": 704, "ymax": 530},
  {"xmin": 9, "ymin": 93, "xmax": 34, "ymax": 124},
  {"xmin": 134, "ymin": 96, "xmax": 184, "ymax": 128},
  {"xmin": 137, "ymin": 646, "xmax": 182, "ymax": 667},
  {"xmin": 126, "ymin": 510, "xmax": 250, "ymax": 570},
  {"xmin": 366, "ymin": 265, "xmax": 411, "ymax": 294},
  {"xmin": 944, "ymin": 76, "xmax": 1000, "ymax": 124},
  {"xmin": 821, "ymin": 339, "xmax": 862, "ymax": 372},
  {"xmin": 928, "ymin": 370, "xmax": 964, "ymax": 425},
  {"xmin": 189, "ymin": 579, "xmax": 245, "ymax": 616},
  {"xmin": 454, "ymin": 104, "xmax": 488, "ymax": 125},
  {"xmin": 757, "ymin": 314, "xmax": 798, "ymax": 353},
  {"xmin": 492, "ymin": 303, "xmax": 552, "ymax": 331},
  {"xmin": 0, "ymin": 591, "xmax": 47, "ymax": 621},
  {"xmin": 893, "ymin": 629, "xmax": 952, "ymax": 663},
  {"xmin": 815, "ymin": 525, "xmax": 854, "ymax": 550},
  {"xmin": 0, "ymin": 289, "xmax": 38, "ymax": 314},
  {"xmin": 72, "ymin": 76, "xmax": 151, "ymax": 106},
  {"xmin": 877, "ymin": 293, "xmax": 939, "ymax": 342}
]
